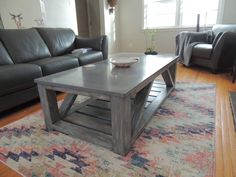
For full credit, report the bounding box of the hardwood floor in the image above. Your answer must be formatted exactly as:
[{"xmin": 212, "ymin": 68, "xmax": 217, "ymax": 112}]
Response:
[{"xmin": 0, "ymin": 64, "xmax": 235, "ymax": 177}]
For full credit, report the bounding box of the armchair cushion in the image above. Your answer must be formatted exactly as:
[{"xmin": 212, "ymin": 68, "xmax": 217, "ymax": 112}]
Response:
[{"xmin": 192, "ymin": 44, "xmax": 212, "ymax": 59}]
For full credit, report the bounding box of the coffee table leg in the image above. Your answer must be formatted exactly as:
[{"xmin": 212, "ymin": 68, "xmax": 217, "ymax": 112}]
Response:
[
  {"xmin": 162, "ymin": 62, "xmax": 177, "ymax": 87},
  {"xmin": 38, "ymin": 85, "xmax": 60, "ymax": 131},
  {"xmin": 59, "ymin": 94, "xmax": 77, "ymax": 118},
  {"xmin": 111, "ymin": 96, "xmax": 132, "ymax": 155}
]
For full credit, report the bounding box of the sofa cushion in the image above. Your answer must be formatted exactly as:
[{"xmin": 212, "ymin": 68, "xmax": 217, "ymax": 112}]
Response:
[
  {"xmin": 30, "ymin": 56, "xmax": 79, "ymax": 76},
  {"xmin": 0, "ymin": 41, "xmax": 13, "ymax": 65},
  {"xmin": 0, "ymin": 29, "xmax": 51, "ymax": 63},
  {"xmin": 192, "ymin": 44, "xmax": 212, "ymax": 59},
  {"xmin": 68, "ymin": 50, "xmax": 103, "ymax": 65},
  {"xmin": 36, "ymin": 28, "xmax": 76, "ymax": 56},
  {"xmin": 0, "ymin": 64, "xmax": 42, "ymax": 96}
]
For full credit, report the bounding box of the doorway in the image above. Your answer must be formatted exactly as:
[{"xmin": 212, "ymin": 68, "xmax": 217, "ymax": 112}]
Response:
[{"xmin": 75, "ymin": 0, "xmax": 102, "ymax": 37}]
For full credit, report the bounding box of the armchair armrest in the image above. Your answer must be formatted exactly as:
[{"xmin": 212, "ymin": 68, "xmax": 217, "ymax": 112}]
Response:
[
  {"xmin": 75, "ymin": 35, "xmax": 108, "ymax": 60},
  {"xmin": 211, "ymin": 32, "xmax": 236, "ymax": 70}
]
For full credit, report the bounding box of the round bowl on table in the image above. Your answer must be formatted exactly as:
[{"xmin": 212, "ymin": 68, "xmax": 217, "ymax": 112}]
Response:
[{"xmin": 110, "ymin": 57, "xmax": 139, "ymax": 68}]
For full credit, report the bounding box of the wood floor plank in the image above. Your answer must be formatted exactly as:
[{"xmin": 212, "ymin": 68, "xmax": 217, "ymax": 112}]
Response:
[{"xmin": 64, "ymin": 112, "xmax": 111, "ymax": 135}]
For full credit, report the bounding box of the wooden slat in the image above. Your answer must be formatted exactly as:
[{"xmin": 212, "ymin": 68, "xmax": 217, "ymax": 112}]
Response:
[
  {"xmin": 77, "ymin": 105, "xmax": 111, "ymax": 121},
  {"xmin": 147, "ymin": 96, "xmax": 156, "ymax": 102},
  {"xmin": 153, "ymin": 80, "xmax": 166, "ymax": 86},
  {"xmin": 150, "ymin": 87, "xmax": 163, "ymax": 92},
  {"xmin": 68, "ymin": 98, "xmax": 95, "ymax": 114},
  {"xmin": 53, "ymin": 120, "xmax": 112, "ymax": 149},
  {"xmin": 64, "ymin": 112, "xmax": 111, "ymax": 135},
  {"xmin": 87, "ymin": 99, "xmax": 111, "ymax": 110},
  {"xmin": 149, "ymin": 91, "xmax": 159, "ymax": 97},
  {"xmin": 145, "ymin": 102, "xmax": 150, "ymax": 108}
]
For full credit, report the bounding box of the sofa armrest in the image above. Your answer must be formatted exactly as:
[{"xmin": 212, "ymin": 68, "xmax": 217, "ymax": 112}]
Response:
[
  {"xmin": 211, "ymin": 32, "xmax": 236, "ymax": 70},
  {"xmin": 75, "ymin": 35, "xmax": 108, "ymax": 60}
]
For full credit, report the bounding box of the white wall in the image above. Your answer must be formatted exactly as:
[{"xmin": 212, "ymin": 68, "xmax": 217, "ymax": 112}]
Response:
[
  {"xmin": 222, "ymin": 0, "xmax": 236, "ymax": 23},
  {"xmin": 0, "ymin": 0, "xmax": 78, "ymax": 33},
  {"xmin": 118, "ymin": 0, "xmax": 236, "ymax": 54},
  {"xmin": 41, "ymin": 0, "xmax": 78, "ymax": 34},
  {"xmin": 0, "ymin": 0, "xmax": 42, "ymax": 29},
  {"xmin": 118, "ymin": 0, "xmax": 181, "ymax": 53}
]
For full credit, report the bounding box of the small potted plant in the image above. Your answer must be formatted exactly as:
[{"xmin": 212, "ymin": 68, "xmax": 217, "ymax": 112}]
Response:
[{"xmin": 144, "ymin": 29, "xmax": 158, "ymax": 55}]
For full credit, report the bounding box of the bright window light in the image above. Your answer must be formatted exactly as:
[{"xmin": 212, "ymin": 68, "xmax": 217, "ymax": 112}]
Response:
[{"xmin": 143, "ymin": 0, "xmax": 220, "ymax": 29}]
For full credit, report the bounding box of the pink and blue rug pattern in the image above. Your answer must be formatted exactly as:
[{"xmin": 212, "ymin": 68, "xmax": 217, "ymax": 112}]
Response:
[{"xmin": 0, "ymin": 83, "xmax": 215, "ymax": 177}]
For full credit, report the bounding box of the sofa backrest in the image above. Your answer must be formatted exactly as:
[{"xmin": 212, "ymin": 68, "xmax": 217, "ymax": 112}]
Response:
[
  {"xmin": 0, "ymin": 41, "xmax": 14, "ymax": 65},
  {"xmin": 0, "ymin": 29, "xmax": 51, "ymax": 63},
  {"xmin": 212, "ymin": 24, "xmax": 236, "ymax": 36},
  {"xmin": 36, "ymin": 28, "xmax": 76, "ymax": 56}
]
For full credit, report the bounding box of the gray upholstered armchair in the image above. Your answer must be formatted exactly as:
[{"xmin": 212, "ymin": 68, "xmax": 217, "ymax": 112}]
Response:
[{"xmin": 176, "ymin": 24, "xmax": 236, "ymax": 73}]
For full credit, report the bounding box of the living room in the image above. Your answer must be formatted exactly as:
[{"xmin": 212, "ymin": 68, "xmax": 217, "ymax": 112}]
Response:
[{"xmin": 0, "ymin": 0, "xmax": 235, "ymax": 177}]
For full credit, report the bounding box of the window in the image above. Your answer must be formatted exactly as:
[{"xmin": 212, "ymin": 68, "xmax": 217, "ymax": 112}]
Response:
[{"xmin": 143, "ymin": 0, "xmax": 220, "ymax": 29}]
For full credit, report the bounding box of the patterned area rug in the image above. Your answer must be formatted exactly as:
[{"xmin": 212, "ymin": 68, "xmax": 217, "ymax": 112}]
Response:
[{"xmin": 0, "ymin": 83, "xmax": 215, "ymax": 177}]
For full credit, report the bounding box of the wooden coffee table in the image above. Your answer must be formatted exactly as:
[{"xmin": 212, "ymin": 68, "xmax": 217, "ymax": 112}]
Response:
[{"xmin": 35, "ymin": 54, "xmax": 178, "ymax": 155}]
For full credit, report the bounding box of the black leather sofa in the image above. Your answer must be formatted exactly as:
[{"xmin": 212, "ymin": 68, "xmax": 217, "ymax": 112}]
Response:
[
  {"xmin": 176, "ymin": 24, "xmax": 236, "ymax": 72},
  {"xmin": 0, "ymin": 28, "xmax": 108, "ymax": 112}
]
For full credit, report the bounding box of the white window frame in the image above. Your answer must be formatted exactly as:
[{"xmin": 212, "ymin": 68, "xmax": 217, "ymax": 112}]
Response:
[{"xmin": 142, "ymin": 0, "xmax": 225, "ymax": 30}]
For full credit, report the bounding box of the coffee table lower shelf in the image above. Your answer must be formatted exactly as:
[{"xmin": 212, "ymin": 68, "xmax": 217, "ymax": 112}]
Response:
[{"xmin": 50, "ymin": 81, "xmax": 173, "ymax": 154}]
